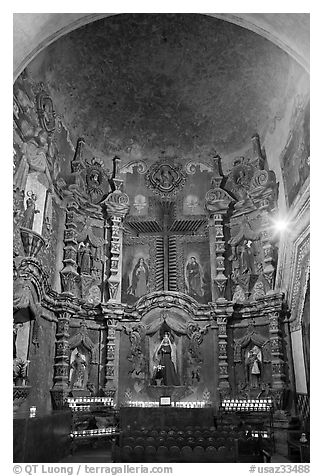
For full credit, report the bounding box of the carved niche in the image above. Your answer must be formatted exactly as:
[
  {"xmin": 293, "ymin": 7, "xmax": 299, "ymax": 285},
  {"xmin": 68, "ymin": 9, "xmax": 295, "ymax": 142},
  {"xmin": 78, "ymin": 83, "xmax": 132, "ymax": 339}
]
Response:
[
  {"xmin": 228, "ymin": 216, "xmax": 264, "ymax": 302},
  {"xmin": 185, "ymin": 321, "xmax": 210, "ymax": 387},
  {"xmin": 68, "ymin": 320, "xmax": 98, "ymax": 393},
  {"xmin": 233, "ymin": 325, "xmax": 271, "ymax": 394}
]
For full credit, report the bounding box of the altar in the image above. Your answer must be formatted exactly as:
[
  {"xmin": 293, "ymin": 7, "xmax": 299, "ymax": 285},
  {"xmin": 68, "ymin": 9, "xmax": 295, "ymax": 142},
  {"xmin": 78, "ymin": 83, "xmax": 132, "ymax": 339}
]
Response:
[{"xmin": 119, "ymin": 406, "xmax": 216, "ymax": 430}]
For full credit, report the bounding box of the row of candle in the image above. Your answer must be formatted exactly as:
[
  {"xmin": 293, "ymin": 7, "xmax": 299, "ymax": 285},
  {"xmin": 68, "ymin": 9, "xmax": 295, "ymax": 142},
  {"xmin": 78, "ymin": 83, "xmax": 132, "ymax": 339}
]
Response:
[
  {"xmin": 174, "ymin": 401, "xmax": 208, "ymax": 408},
  {"xmin": 222, "ymin": 403, "xmax": 271, "ymax": 408},
  {"xmin": 71, "ymin": 427, "xmax": 118, "ymax": 437},
  {"xmin": 246, "ymin": 431, "xmax": 269, "ymax": 438},
  {"xmin": 125, "ymin": 401, "xmax": 210, "ymax": 408},
  {"xmin": 222, "ymin": 406, "xmax": 271, "ymax": 412},
  {"xmin": 125, "ymin": 401, "xmax": 159, "ymax": 407},
  {"xmin": 70, "ymin": 405, "xmax": 92, "ymax": 411},
  {"xmin": 67, "ymin": 397, "xmax": 114, "ymax": 404},
  {"xmin": 222, "ymin": 399, "xmax": 272, "ymax": 404}
]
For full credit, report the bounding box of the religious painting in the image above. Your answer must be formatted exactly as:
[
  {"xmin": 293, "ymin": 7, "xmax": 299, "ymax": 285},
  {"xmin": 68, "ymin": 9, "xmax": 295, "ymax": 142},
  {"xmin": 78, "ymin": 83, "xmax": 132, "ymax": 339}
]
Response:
[
  {"xmin": 280, "ymin": 99, "xmax": 310, "ymax": 207},
  {"xmin": 122, "ymin": 240, "xmax": 155, "ymax": 305},
  {"xmin": 180, "ymin": 238, "xmax": 211, "ymax": 304}
]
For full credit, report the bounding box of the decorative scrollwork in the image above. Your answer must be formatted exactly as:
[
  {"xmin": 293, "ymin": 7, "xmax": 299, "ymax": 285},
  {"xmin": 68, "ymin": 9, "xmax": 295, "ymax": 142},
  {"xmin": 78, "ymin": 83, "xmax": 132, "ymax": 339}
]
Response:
[
  {"xmin": 120, "ymin": 161, "xmax": 148, "ymax": 175},
  {"xmin": 251, "ymin": 170, "xmax": 269, "ymax": 188},
  {"xmin": 185, "ymin": 160, "xmax": 213, "ymax": 175}
]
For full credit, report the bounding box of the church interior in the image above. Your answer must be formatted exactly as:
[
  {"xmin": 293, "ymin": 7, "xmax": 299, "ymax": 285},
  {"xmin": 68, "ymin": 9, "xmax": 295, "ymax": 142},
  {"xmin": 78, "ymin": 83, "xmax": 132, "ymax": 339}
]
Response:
[{"xmin": 13, "ymin": 13, "xmax": 310, "ymax": 464}]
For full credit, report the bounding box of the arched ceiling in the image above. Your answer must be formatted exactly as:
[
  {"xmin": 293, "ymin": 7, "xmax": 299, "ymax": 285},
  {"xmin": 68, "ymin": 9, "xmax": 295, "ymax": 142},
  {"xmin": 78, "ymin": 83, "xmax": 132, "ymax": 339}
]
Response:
[
  {"xmin": 16, "ymin": 13, "xmax": 309, "ymax": 165},
  {"xmin": 13, "ymin": 12, "xmax": 310, "ymax": 80}
]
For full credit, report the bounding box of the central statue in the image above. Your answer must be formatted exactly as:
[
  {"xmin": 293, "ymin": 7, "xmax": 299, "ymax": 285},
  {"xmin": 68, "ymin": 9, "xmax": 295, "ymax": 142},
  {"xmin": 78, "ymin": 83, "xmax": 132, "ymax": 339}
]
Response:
[{"xmin": 152, "ymin": 330, "xmax": 180, "ymax": 386}]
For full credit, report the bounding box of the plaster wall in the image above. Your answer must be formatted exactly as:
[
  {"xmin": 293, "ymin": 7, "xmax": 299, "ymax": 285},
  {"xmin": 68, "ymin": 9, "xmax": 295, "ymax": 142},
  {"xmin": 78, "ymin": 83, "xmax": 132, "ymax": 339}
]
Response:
[{"xmin": 290, "ymin": 329, "xmax": 307, "ymax": 394}]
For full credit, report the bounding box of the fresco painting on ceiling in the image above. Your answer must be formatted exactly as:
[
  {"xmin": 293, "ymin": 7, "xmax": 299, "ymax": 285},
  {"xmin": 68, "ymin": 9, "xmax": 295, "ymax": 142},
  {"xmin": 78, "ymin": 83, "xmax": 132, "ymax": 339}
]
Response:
[
  {"xmin": 281, "ymin": 100, "xmax": 310, "ymax": 207},
  {"xmin": 183, "ymin": 242, "xmax": 211, "ymax": 304},
  {"xmin": 121, "ymin": 244, "xmax": 151, "ymax": 304}
]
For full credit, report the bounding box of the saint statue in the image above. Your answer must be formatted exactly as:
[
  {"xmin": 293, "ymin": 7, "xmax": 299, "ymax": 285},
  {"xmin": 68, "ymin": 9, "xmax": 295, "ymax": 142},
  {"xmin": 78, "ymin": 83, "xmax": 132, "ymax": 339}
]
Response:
[
  {"xmin": 127, "ymin": 258, "xmax": 149, "ymax": 298},
  {"xmin": 239, "ymin": 240, "xmax": 254, "ymax": 274},
  {"xmin": 186, "ymin": 256, "xmax": 203, "ymax": 297},
  {"xmin": 153, "ymin": 331, "xmax": 180, "ymax": 386},
  {"xmin": 14, "ymin": 129, "xmax": 55, "ymax": 191},
  {"xmin": 70, "ymin": 351, "xmax": 88, "ymax": 389},
  {"xmin": 77, "ymin": 242, "xmax": 93, "ymax": 275},
  {"xmin": 21, "ymin": 192, "xmax": 40, "ymax": 230},
  {"xmin": 245, "ymin": 345, "xmax": 262, "ymax": 387}
]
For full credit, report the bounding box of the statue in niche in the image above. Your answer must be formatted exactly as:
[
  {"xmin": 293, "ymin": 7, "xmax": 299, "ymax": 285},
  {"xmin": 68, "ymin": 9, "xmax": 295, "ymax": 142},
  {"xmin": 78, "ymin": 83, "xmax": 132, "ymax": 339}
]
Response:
[
  {"xmin": 123, "ymin": 324, "xmax": 146, "ymax": 379},
  {"xmin": 127, "ymin": 258, "xmax": 149, "ymax": 298},
  {"xmin": 14, "ymin": 129, "xmax": 56, "ymax": 191},
  {"xmin": 186, "ymin": 256, "xmax": 203, "ymax": 297},
  {"xmin": 153, "ymin": 331, "xmax": 180, "ymax": 386},
  {"xmin": 230, "ymin": 239, "xmax": 255, "ymax": 277},
  {"xmin": 70, "ymin": 351, "xmax": 88, "ymax": 389},
  {"xmin": 240, "ymin": 240, "xmax": 255, "ymax": 274},
  {"xmin": 21, "ymin": 191, "xmax": 40, "ymax": 229},
  {"xmin": 13, "ymin": 322, "xmax": 23, "ymax": 358},
  {"xmin": 245, "ymin": 345, "xmax": 262, "ymax": 388},
  {"xmin": 77, "ymin": 242, "xmax": 93, "ymax": 275}
]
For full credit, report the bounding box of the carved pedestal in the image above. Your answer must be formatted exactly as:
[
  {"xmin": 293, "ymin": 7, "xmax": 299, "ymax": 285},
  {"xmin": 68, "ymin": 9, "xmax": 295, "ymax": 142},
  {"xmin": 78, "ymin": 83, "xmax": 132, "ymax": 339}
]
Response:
[
  {"xmin": 20, "ymin": 227, "xmax": 46, "ymax": 258},
  {"xmin": 13, "ymin": 385, "xmax": 32, "ymax": 412}
]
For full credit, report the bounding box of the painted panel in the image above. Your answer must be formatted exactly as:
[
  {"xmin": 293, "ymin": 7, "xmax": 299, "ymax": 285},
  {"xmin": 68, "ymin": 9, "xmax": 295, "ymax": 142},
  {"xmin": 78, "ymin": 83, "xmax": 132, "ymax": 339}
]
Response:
[
  {"xmin": 122, "ymin": 242, "xmax": 153, "ymax": 304},
  {"xmin": 179, "ymin": 238, "xmax": 211, "ymax": 304}
]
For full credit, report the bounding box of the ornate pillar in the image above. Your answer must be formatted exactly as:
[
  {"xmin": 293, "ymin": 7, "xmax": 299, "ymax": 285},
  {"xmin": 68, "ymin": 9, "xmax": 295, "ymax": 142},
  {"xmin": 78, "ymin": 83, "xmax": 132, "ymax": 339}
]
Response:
[
  {"xmin": 217, "ymin": 316, "xmax": 231, "ymax": 400},
  {"xmin": 205, "ymin": 156, "xmax": 233, "ymax": 302},
  {"xmin": 212, "ymin": 300, "xmax": 233, "ymax": 401},
  {"xmin": 103, "ymin": 157, "xmax": 129, "ymax": 303},
  {"xmin": 60, "ymin": 199, "xmax": 79, "ymax": 295},
  {"xmin": 268, "ymin": 310, "xmax": 286, "ymax": 409},
  {"xmin": 102, "ymin": 306, "xmax": 123, "ymax": 402},
  {"xmin": 51, "ymin": 310, "xmax": 72, "ymax": 409},
  {"xmin": 213, "ymin": 213, "xmax": 228, "ymax": 301},
  {"xmin": 108, "ymin": 215, "xmax": 123, "ymax": 301},
  {"xmin": 259, "ymin": 199, "xmax": 276, "ymax": 293}
]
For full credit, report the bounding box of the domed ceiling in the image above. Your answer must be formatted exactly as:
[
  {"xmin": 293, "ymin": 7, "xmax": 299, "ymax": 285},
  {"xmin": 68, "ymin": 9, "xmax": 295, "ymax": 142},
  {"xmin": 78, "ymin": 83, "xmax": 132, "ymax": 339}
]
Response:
[{"xmin": 26, "ymin": 13, "xmax": 307, "ymax": 165}]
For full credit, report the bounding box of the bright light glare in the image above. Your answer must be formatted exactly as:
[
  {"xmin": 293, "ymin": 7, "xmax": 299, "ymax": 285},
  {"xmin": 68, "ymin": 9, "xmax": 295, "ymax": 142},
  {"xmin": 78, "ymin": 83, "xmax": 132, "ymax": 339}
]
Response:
[
  {"xmin": 269, "ymin": 215, "xmax": 291, "ymax": 234},
  {"xmin": 273, "ymin": 219, "xmax": 289, "ymax": 232}
]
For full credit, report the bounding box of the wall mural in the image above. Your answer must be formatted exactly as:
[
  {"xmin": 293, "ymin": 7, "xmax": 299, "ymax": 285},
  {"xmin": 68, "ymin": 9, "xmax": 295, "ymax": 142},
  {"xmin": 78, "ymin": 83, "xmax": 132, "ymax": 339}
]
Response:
[{"xmin": 281, "ymin": 98, "xmax": 310, "ymax": 207}]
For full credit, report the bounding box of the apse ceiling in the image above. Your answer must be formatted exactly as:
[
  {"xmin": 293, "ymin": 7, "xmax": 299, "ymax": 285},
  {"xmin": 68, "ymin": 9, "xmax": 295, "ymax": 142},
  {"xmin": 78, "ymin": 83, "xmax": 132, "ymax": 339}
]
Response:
[{"xmin": 25, "ymin": 13, "xmax": 307, "ymax": 164}]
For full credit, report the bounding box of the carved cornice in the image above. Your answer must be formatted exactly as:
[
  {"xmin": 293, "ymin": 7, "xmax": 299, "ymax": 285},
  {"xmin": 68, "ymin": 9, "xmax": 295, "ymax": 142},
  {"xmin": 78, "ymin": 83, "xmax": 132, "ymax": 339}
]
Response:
[
  {"xmin": 123, "ymin": 290, "xmax": 212, "ymax": 320},
  {"xmin": 15, "ymin": 258, "xmax": 287, "ymax": 325},
  {"xmin": 231, "ymin": 292, "xmax": 285, "ymax": 320}
]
